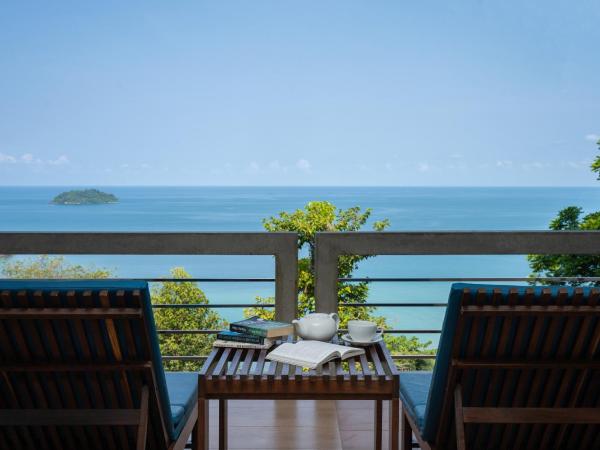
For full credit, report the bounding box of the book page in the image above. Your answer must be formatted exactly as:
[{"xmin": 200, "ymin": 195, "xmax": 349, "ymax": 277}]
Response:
[{"xmin": 266, "ymin": 340, "xmax": 364, "ymax": 368}]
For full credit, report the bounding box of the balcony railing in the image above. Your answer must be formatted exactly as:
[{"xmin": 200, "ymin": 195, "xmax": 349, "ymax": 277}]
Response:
[
  {"xmin": 315, "ymin": 231, "xmax": 600, "ymax": 361},
  {"xmin": 0, "ymin": 232, "xmax": 298, "ymax": 363},
  {"xmin": 2, "ymin": 231, "xmax": 600, "ymax": 364}
]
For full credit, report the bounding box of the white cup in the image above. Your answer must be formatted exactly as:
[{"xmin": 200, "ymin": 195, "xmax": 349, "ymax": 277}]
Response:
[{"xmin": 347, "ymin": 320, "xmax": 383, "ymax": 343}]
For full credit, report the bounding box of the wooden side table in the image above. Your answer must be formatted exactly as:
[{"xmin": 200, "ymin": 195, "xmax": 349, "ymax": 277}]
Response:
[{"xmin": 196, "ymin": 339, "xmax": 400, "ymax": 450}]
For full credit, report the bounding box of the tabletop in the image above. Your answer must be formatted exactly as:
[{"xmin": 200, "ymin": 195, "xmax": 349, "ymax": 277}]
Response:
[{"xmin": 198, "ymin": 338, "xmax": 400, "ymax": 400}]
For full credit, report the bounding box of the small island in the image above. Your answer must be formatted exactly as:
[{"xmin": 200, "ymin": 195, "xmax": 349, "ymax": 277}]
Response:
[{"xmin": 51, "ymin": 189, "xmax": 118, "ymax": 205}]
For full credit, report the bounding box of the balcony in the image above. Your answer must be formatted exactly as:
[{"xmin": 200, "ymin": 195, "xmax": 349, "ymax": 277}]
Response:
[{"xmin": 0, "ymin": 231, "xmax": 599, "ymax": 449}]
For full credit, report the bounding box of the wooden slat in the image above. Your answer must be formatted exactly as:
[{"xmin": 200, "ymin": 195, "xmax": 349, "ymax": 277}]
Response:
[
  {"xmin": 280, "ymin": 362, "xmax": 290, "ymax": 381},
  {"xmin": 199, "ymin": 348, "xmax": 220, "ymax": 377},
  {"xmin": 32, "ymin": 291, "xmax": 68, "ymax": 450},
  {"xmin": 64, "ymin": 293, "xmax": 106, "ymax": 450},
  {"xmin": 463, "ymin": 407, "xmax": 600, "ymax": 424},
  {"xmin": 572, "ymin": 289, "xmax": 600, "ymax": 449},
  {"xmin": 80, "ymin": 290, "xmax": 119, "ymax": 450},
  {"xmin": 557, "ymin": 289, "xmax": 600, "ymax": 447},
  {"xmin": 15, "ymin": 290, "xmax": 59, "ymax": 450},
  {"xmin": 452, "ymin": 360, "xmax": 600, "ymax": 370},
  {"xmin": 368, "ymin": 345, "xmax": 386, "ymax": 381},
  {"xmin": 507, "ymin": 290, "xmax": 544, "ymax": 449},
  {"xmin": 359, "ymin": 352, "xmax": 372, "ymax": 381},
  {"xmin": 335, "ymin": 359, "xmax": 345, "ymax": 382},
  {"xmin": 454, "ymin": 386, "xmax": 466, "ymax": 450},
  {"xmin": 538, "ymin": 289, "xmax": 577, "ymax": 449},
  {"xmin": 347, "ymin": 357, "xmax": 358, "ymax": 381},
  {"xmin": 265, "ymin": 360, "xmax": 277, "ymax": 381},
  {"xmin": 0, "ymin": 307, "xmax": 142, "ymax": 318},
  {"xmin": 461, "ymin": 305, "xmax": 600, "ymax": 315},
  {"xmin": 0, "ymin": 409, "xmax": 142, "ymax": 425},
  {"xmin": 377, "ymin": 340, "xmax": 399, "ymax": 378},
  {"xmin": 226, "ymin": 349, "xmax": 243, "ymax": 380},
  {"xmin": 325, "ymin": 361, "xmax": 335, "ymax": 381},
  {"xmin": 239, "ymin": 349, "xmax": 255, "ymax": 380},
  {"xmin": 253, "ymin": 349, "xmax": 267, "ymax": 381},
  {"xmin": 212, "ymin": 348, "xmax": 232, "ymax": 378}
]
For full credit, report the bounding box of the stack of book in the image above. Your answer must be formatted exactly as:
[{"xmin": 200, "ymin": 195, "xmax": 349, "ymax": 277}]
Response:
[{"xmin": 213, "ymin": 316, "xmax": 294, "ymax": 350}]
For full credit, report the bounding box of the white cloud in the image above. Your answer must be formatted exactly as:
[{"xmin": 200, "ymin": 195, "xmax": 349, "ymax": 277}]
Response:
[
  {"xmin": 496, "ymin": 160, "xmax": 513, "ymax": 168},
  {"xmin": 48, "ymin": 155, "xmax": 70, "ymax": 166},
  {"xmin": 268, "ymin": 160, "xmax": 286, "ymax": 172},
  {"xmin": 418, "ymin": 162, "xmax": 430, "ymax": 172},
  {"xmin": 385, "ymin": 162, "xmax": 393, "ymax": 171},
  {"xmin": 522, "ymin": 161, "xmax": 545, "ymax": 170},
  {"xmin": 585, "ymin": 134, "xmax": 599, "ymax": 142},
  {"xmin": 0, "ymin": 153, "xmax": 17, "ymax": 164},
  {"xmin": 0, "ymin": 152, "xmax": 69, "ymax": 166},
  {"xmin": 247, "ymin": 161, "xmax": 260, "ymax": 174},
  {"xmin": 296, "ymin": 159, "xmax": 311, "ymax": 172},
  {"xmin": 20, "ymin": 153, "xmax": 36, "ymax": 164},
  {"xmin": 450, "ymin": 153, "xmax": 463, "ymax": 159}
]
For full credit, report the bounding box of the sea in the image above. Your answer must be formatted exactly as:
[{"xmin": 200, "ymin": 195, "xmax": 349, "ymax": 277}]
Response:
[{"xmin": 1, "ymin": 186, "xmax": 598, "ymax": 347}]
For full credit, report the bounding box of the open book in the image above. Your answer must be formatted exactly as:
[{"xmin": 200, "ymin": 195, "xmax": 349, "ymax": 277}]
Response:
[{"xmin": 266, "ymin": 340, "xmax": 365, "ymax": 369}]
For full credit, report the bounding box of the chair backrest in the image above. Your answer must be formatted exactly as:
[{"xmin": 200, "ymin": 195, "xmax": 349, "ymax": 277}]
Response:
[
  {"xmin": 424, "ymin": 283, "xmax": 600, "ymax": 450},
  {"xmin": 0, "ymin": 280, "xmax": 175, "ymax": 450}
]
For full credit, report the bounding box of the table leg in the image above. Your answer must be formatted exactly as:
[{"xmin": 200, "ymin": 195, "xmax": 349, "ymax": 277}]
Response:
[
  {"xmin": 195, "ymin": 397, "xmax": 209, "ymax": 450},
  {"xmin": 389, "ymin": 397, "xmax": 400, "ymax": 450},
  {"xmin": 219, "ymin": 399, "xmax": 228, "ymax": 450},
  {"xmin": 374, "ymin": 400, "xmax": 383, "ymax": 450},
  {"xmin": 401, "ymin": 407, "xmax": 413, "ymax": 450}
]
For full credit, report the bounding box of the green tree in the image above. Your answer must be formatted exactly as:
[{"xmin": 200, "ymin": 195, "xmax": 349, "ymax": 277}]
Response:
[
  {"xmin": 152, "ymin": 268, "xmax": 225, "ymax": 371},
  {"xmin": 2, "ymin": 255, "xmax": 112, "ymax": 279},
  {"xmin": 528, "ymin": 138, "xmax": 600, "ymax": 284},
  {"xmin": 246, "ymin": 201, "xmax": 434, "ymax": 370}
]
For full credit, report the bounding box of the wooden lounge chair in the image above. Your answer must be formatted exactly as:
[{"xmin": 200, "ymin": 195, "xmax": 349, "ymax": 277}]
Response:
[
  {"xmin": 0, "ymin": 280, "xmax": 198, "ymax": 450},
  {"xmin": 399, "ymin": 283, "xmax": 600, "ymax": 450}
]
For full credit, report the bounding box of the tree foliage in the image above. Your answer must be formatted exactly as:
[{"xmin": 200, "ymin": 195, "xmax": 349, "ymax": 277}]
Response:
[
  {"xmin": 2, "ymin": 255, "xmax": 112, "ymax": 279},
  {"xmin": 528, "ymin": 139, "xmax": 600, "ymax": 285},
  {"xmin": 246, "ymin": 201, "xmax": 434, "ymax": 370},
  {"xmin": 152, "ymin": 268, "xmax": 225, "ymax": 371}
]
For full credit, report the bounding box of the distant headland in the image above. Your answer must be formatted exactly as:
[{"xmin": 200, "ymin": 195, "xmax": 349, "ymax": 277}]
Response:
[{"xmin": 51, "ymin": 189, "xmax": 118, "ymax": 205}]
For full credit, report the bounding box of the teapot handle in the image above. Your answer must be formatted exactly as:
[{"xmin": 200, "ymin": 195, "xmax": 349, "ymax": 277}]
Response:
[{"xmin": 329, "ymin": 312, "xmax": 339, "ymax": 329}]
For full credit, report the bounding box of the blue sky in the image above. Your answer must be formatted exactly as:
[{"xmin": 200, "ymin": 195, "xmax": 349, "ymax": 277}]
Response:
[{"xmin": 0, "ymin": 1, "xmax": 599, "ymax": 186}]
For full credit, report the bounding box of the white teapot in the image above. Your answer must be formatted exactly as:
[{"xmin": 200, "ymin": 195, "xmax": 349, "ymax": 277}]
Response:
[{"xmin": 292, "ymin": 313, "xmax": 339, "ymax": 341}]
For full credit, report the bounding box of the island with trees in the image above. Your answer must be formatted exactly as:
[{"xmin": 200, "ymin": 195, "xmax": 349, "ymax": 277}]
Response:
[{"xmin": 51, "ymin": 189, "xmax": 118, "ymax": 205}]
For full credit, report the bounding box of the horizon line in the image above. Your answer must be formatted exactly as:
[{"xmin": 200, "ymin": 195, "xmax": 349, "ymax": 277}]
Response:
[{"xmin": 0, "ymin": 185, "xmax": 598, "ymax": 189}]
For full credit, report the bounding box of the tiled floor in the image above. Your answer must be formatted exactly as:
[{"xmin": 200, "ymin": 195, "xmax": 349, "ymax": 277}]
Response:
[{"xmin": 205, "ymin": 399, "xmax": 399, "ymax": 450}]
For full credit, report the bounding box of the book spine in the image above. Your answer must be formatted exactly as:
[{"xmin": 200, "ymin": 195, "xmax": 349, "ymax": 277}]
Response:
[
  {"xmin": 217, "ymin": 332, "xmax": 264, "ymax": 345},
  {"xmin": 229, "ymin": 323, "xmax": 268, "ymax": 338}
]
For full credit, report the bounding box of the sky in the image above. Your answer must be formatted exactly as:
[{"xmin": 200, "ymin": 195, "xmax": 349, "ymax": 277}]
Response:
[{"xmin": 0, "ymin": 1, "xmax": 599, "ymax": 186}]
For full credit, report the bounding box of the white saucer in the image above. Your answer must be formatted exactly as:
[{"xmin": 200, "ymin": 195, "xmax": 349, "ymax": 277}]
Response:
[{"xmin": 341, "ymin": 333, "xmax": 383, "ymax": 346}]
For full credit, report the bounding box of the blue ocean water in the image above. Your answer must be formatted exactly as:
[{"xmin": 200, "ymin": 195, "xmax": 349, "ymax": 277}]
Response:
[{"xmin": 1, "ymin": 186, "xmax": 598, "ymax": 346}]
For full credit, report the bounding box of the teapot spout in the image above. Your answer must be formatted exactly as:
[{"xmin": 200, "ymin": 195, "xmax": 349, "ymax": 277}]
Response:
[{"xmin": 292, "ymin": 319, "xmax": 302, "ymax": 335}]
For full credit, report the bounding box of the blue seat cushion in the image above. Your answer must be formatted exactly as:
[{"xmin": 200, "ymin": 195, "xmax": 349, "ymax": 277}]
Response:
[
  {"xmin": 165, "ymin": 372, "xmax": 198, "ymax": 438},
  {"xmin": 399, "ymin": 372, "xmax": 432, "ymax": 432}
]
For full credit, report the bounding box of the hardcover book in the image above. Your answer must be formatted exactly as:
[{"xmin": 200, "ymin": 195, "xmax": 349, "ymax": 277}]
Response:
[
  {"xmin": 229, "ymin": 316, "xmax": 293, "ymax": 338},
  {"xmin": 213, "ymin": 339, "xmax": 273, "ymax": 350},
  {"xmin": 217, "ymin": 330, "xmax": 266, "ymax": 345}
]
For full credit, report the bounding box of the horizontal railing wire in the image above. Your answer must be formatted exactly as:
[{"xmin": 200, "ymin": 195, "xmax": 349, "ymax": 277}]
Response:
[{"xmin": 340, "ymin": 276, "xmax": 600, "ymax": 283}]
